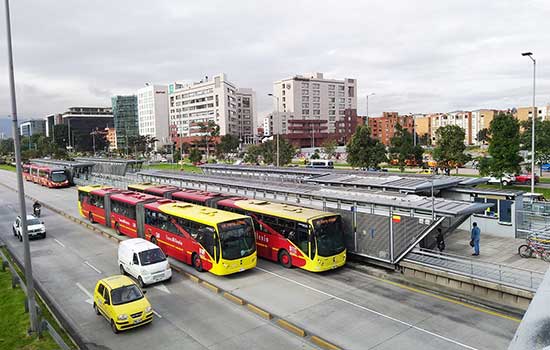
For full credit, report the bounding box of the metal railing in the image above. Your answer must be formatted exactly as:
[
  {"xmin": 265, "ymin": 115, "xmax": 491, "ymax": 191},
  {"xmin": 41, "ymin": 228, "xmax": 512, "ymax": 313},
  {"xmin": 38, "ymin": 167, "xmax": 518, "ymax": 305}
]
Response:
[
  {"xmin": 0, "ymin": 244, "xmax": 72, "ymax": 349},
  {"xmin": 404, "ymin": 248, "xmax": 545, "ymax": 292}
]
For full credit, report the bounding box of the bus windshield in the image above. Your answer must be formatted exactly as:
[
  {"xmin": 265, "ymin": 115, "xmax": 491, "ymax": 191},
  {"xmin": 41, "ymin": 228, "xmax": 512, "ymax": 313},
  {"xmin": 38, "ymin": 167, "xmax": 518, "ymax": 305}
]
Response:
[
  {"xmin": 51, "ymin": 171, "xmax": 67, "ymax": 183},
  {"xmin": 218, "ymin": 218, "xmax": 256, "ymax": 260},
  {"xmin": 312, "ymin": 216, "xmax": 345, "ymax": 257}
]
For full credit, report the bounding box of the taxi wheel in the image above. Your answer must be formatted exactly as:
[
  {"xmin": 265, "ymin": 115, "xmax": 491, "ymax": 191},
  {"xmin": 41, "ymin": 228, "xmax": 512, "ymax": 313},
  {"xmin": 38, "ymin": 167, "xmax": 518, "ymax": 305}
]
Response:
[
  {"xmin": 278, "ymin": 250, "xmax": 292, "ymax": 268},
  {"xmin": 93, "ymin": 303, "xmax": 100, "ymax": 315},
  {"xmin": 192, "ymin": 254, "xmax": 203, "ymax": 272},
  {"xmin": 111, "ymin": 320, "xmax": 119, "ymax": 334}
]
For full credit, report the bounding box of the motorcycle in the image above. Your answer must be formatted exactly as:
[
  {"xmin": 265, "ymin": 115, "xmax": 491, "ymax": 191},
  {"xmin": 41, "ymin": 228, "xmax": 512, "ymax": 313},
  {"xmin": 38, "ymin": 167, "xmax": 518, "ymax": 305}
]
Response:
[{"xmin": 33, "ymin": 206, "xmax": 41, "ymax": 218}]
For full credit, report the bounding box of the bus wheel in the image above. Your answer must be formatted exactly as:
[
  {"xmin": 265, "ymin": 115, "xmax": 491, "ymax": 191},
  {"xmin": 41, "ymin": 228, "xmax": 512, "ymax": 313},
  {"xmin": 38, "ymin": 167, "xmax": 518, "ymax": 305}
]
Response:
[
  {"xmin": 192, "ymin": 254, "xmax": 203, "ymax": 272},
  {"xmin": 115, "ymin": 223, "xmax": 122, "ymax": 235},
  {"xmin": 89, "ymin": 212, "xmax": 95, "ymax": 223},
  {"xmin": 278, "ymin": 250, "xmax": 292, "ymax": 268}
]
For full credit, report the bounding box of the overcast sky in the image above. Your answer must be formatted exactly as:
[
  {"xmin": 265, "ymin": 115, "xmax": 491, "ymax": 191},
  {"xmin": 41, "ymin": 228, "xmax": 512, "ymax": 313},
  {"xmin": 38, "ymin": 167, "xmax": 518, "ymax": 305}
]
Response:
[{"xmin": 1, "ymin": 0, "xmax": 549, "ymax": 122}]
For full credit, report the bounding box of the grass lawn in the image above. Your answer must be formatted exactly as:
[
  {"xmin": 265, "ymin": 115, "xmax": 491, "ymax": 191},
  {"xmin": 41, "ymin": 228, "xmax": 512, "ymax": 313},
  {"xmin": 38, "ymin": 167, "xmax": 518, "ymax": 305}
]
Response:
[
  {"xmin": 477, "ymin": 184, "xmax": 550, "ymax": 199},
  {"xmin": 539, "ymin": 177, "xmax": 550, "ymax": 184},
  {"xmin": 0, "ymin": 268, "xmax": 60, "ymax": 349},
  {"xmin": 144, "ymin": 163, "xmax": 201, "ymax": 173},
  {"xmin": 0, "ymin": 164, "xmax": 16, "ymax": 172}
]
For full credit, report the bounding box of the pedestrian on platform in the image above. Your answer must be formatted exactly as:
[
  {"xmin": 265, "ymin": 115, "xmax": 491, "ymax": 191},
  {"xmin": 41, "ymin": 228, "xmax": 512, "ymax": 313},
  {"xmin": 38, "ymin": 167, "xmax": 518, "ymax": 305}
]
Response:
[
  {"xmin": 436, "ymin": 228, "xmax": 445, "ymax": 252},
  {"xmin": 470, "ymin": 222, "xmax": 480, "ymax": 256}
]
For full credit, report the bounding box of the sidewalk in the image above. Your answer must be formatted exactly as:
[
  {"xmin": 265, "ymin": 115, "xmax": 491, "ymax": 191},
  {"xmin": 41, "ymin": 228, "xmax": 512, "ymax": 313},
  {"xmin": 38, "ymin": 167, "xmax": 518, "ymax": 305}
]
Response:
[{"xmin": 444, "ymin": 229, "xmax": 549, "ymax": 273}]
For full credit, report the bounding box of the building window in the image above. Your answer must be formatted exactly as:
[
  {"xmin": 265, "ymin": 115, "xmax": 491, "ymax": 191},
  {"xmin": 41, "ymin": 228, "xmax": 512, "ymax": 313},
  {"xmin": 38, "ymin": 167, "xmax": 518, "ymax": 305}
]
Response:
[
  {"xmin": 313, "ymin": 90, "xmax": 320, "ymax": 96},
  {"xmin": 328, "ymin": 91, "xmax": 335, "ymax": 97},
  {"xmin": 328, "ymin": 85, "xmax": 335, "ymax": 90},
  {"xmin": 303, "ymin": 96, "xmax": 309, "ymax": 102},
  {"xmin": 338, "ymin": 85, "xmax": 345, "ymax": 91},
  {"xmin": 302, "ymin": 103, "xmax": 309, "ymax": 108},
  {"xmin": 312, "ymin": 83, "xmax": 320, "ymax": 89},
  {"xmin": 313, "ymin": 97, "xmax": 320, "ymax": 102},
  {"xmin": 301, "ymin": 82, "xmax": 309, "ymax": 88},
  {"xmin": 302, "ymin": 89, "xmax": 309, "ymax": 95},
  {"xmin": 313, "ymin": 109, "xmax": 320, "ymax": 115},
  {"xmin": 302, "ymin": 109, "xmax": 310, "ymax": 115}
]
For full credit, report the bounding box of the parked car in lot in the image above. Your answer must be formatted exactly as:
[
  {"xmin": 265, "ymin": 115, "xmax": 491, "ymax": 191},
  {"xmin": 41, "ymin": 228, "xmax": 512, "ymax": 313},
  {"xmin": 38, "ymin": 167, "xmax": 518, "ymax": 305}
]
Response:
[
  {"xmin": 93, "ymin": 275, "xmax": 153, "ymax": 334},
  {"xmin": 515, "ymin": 173, "xmax": 540, "ymax": 184},
  {"xmin": 487, "ymin": 174, "xmax": 516, "ymax": 186},
  {"xmin": 118, "ymin": 238, "xmax": 172, "ymax": 287},
  {"xmin": 12, "ymin": 215, "xmax": 46, "ymax": 241}
]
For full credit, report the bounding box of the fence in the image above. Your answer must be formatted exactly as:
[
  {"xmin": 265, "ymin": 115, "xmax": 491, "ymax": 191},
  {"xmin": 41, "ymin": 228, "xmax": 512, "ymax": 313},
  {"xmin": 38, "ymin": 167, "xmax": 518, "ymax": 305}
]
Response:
[
  {"xmin": 404, "ymin": 248, "xmax": 544, "ymax": 292},
  {"xmin": 517, "ymin": 208, "xmax": 550, "ymax": 239},
  {"xmin": 0, "ymin": 244, "xmax": 72, "ymax": 349}
]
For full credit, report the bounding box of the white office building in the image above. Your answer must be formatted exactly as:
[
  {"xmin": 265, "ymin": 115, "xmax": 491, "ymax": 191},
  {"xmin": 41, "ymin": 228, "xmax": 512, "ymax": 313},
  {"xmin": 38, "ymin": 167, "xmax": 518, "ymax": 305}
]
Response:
[
  {"xmin": 272, "ymin": 72, "xmax": 357, "ymax": 133},
  {"xmin": 169, "ymin": 74, "xmax": 255, "ymax": 141},
  {"xmin": 137, "ymin": 84, "xmax": 170, "ymax": 149}
]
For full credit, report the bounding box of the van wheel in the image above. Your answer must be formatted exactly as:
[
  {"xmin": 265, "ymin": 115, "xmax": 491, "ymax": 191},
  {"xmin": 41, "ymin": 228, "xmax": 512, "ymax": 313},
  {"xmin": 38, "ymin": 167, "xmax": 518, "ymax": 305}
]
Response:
[
  {"xmin": 18, "ymin": 234, "xmax": 22, "ymax": 242},
  {"xmin": 93, "ymin": 303, "xmax": 100, "ymax": 315},
  {"xmin": 115, "ymin": 223, "xmax": 122, "ymax": 235},
  {"xmin": 192, "ymin": 254, "xmax": 203, "ymax": 272},
  {"xmin": 89, "ymin": 212, "xmax": 95, "ymax": 223},
  {"xmin": 119, "ymin": 264, "xmax": 126, "ymax": 275},
  {"xmin": 502, "ymin": 180, "xmax": 509, "ymax": 186},
  {"xmin": 111, "ymin": 320, "xmax": 119, "ymax": 334},
  {"xmin": 138, "ymin": 276, "xmax": 146, "ymax": 288},
  {"xmin": 278, "ymin": 250, "xmax": 292, "ymax": 268}
]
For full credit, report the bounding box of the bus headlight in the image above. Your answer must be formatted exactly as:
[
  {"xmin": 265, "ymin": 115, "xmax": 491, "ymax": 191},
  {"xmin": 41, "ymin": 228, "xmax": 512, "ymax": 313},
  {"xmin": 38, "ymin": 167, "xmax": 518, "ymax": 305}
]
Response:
[{"xmin": 117, "ymin": 314, "xmax": 128, "ymax": 321}]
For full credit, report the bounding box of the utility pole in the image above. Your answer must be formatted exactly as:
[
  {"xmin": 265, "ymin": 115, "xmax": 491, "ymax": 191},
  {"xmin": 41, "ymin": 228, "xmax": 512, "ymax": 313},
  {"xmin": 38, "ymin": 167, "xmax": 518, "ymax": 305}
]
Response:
[
  {"xmin": 521, "ymin": 52, "xmax": 536, "ymax": 193},
  {"xmin": 268, "ymin": 94, "xmax": 280, "ymax": 167},
  {"xmin": 4, "ymin": 0, "xmax": 39, "ymax": 333}
]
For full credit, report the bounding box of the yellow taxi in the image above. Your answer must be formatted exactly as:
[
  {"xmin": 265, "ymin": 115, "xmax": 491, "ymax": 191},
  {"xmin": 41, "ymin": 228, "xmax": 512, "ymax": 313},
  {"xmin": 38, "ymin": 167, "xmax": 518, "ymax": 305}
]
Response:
[
  {"xmin": 93, "ymin": 275, "xmax": 153, "ymax": 333},
  {"xmin": 417, "ymin": 168, "xmax": 434, "ymax": 175}
]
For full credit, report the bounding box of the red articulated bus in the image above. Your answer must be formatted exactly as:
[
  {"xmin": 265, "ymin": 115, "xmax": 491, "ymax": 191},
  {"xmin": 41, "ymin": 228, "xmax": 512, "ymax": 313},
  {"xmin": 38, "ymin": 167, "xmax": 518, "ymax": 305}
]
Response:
[
  {"xmin": 23, "ymin": 163, "xmax": 70, "ymax": 188},
  {"xmin": 127, "ymin": 183, "xmax": 346, "ymax": 272},
  {"xmin": 78, "ymin": 185, "xmax": 123, "ymax": 226},
  {"xmin": 109, "ymin": 191, "xmax": 159, "ymax": 237}
]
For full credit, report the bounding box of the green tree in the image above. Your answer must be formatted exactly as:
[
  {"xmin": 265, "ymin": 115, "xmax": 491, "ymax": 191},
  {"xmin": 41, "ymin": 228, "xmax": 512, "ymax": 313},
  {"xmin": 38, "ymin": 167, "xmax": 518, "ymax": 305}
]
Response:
[
  {"xmin": 188, "ymin": 147, "xmax": 202, "ymax": 164},
  {"xmin": 433, "ymin": 125, "xmax": 471, "ymax": 174},
  {"xmin": 477, "ymin": 128, "xmax": 489, "ymax": 145},
  {"xmin": 346, "ymin": 125, "xmax": 387, "ymax": 169},
  {"xmin": 388, "ymin": 124, "xmax": 423, "ymax": 172},
  {"xmin": 53, "ymin": 124, "xmax": 69, "ymax": 148},
  {"xmin": 310, "ymin": 149, "xmax": 321, "ymax": 160},
  {"xmin": 0, "ymin": 138, "xmax": 14, "ymax": 155},
  {"xmin": 520, "ymin": 118, "xmax": 550, "ymax": 174},
  {"xmin": 197, "ymin": 120, "xmax": 220, "ymax": 160},
  {"xmin": 243, "ymin": 144, "xmax": 261, "ymax": 164},
  {"xmin": 419, "ymin": 133, "xmax": 431, "ymax": 146},
  {"xmin": 479, "ymin": 112, "xmax": 522, "ymax": 178},
  {"xmin": 322, "ymin": 139, "xmax": 338, "ymax": 159},
  {"xmin": 216, "ymin": 134, "xmax": 240, "ymax": 159},
  {"xmin": 259, "ymin": 138, "xmax": 295, "ymax": 166}
]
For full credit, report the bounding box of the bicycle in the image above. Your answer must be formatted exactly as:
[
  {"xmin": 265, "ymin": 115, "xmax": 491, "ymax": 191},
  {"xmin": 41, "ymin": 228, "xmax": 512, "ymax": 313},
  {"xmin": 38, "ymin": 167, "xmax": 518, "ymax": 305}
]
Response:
[{"xmin": 518, "ymin": 235, "xmax": 550, "ymax": 262}]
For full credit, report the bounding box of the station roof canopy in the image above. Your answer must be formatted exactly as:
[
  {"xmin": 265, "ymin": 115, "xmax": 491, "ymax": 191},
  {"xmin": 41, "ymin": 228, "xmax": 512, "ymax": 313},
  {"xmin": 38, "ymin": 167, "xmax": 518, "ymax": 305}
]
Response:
[
  {"xmin": 139, "ymin": 170, "xmax": 492, "ymax": 217},
  {"xmin": 199, "ymin": 164, "xmax": 489, "ymax": 193},
  {"xmin": 31, "ymin": 158, "xmax": 95, "ymax": 168}
]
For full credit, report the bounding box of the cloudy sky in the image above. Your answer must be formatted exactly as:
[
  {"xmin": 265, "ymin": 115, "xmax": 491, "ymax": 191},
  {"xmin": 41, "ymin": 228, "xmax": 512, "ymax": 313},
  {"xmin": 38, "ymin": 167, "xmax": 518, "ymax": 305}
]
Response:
[{"xmin": 1, "ymin": 0, "xmax": 549, "ymax": 121}]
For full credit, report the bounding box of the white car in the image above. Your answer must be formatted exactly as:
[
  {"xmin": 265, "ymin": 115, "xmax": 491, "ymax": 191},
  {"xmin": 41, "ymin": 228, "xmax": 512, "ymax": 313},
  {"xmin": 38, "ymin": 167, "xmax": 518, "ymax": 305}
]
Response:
[
  {"xmin": 12, "ymin": 215, "xmax": 46, "ymax": 241},
  {"xmin": 487, "ymin": 174, "xmax": 516, "ymax": 186},
  {"xmin": 118, "ymin": 238, "xmax": 172, "ymax": 287}
]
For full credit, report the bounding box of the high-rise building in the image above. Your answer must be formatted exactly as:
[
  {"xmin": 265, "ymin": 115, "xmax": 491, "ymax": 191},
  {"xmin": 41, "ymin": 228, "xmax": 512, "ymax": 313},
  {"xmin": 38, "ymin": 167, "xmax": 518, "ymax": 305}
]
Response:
[
  {"xmin": 44, "ymin": 113, "xmax": 63, "ymax": 137},
  {"xmin": 272, "ymin": 72, "xmax": 357, "ymax": 135},
  {"xmin": 137, "ymin": 84, "xmax": 170, "ymax": 149},
  {"xmin": 430, "ymin": 111, "xmax": 472, "ymax": 145},
  {"xmin": 19, "ymin": 120, "xmax": 46, "ymax": 137},
  {"xmin": 61, "ymin": 107, "xmax": 113, "ymax": 150},
  {"xmin": 514, "ymin": 105, "xmax": 550, "ymax": 122},
  {"xmin": 111, "ymin": 95, "xmax": 139, "ymax": 152},
  {"xmin": 168, "ymin": 74, "xmax": 255, "ymax": 144}
]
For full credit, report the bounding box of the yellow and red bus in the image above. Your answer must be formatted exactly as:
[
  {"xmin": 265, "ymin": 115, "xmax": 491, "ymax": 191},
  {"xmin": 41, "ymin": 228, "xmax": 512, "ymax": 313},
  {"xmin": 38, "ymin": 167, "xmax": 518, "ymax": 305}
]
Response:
[
  {"xmin": 129, "ymin": 183, "xmax": 346, "ymax": 272},
  {"xmin": 77, "ymin": 185, "xmax": 257, "ymax": 275},
  {"xmin": 23, "ymin": 163, "xmax": 70, "ymax": 188}
]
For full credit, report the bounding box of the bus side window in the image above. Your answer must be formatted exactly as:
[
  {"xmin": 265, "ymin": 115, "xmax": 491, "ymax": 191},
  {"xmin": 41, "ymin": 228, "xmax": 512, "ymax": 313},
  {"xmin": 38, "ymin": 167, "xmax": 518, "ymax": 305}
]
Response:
[
  {"xmin": 249, "ymin": 213, "xmax": 264, "ymax": 232},
  {"xmin": 145, "ymin": 208, "xmax": 157, "ymax": 225},
  {"xmin": 196, "ymin": 226, "xmax": 216, "ymax": 258}
]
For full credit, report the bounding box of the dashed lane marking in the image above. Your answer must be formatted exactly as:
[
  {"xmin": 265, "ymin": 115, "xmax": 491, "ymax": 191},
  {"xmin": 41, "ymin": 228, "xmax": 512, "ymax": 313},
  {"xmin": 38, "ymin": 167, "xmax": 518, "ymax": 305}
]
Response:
[
  {"xmin": 53, "ymin": 239, "xmax": 65, "ymax": 248},
  {"xmin": 84, "ymin": 261, "xmax": 102, "ymax": 274}
]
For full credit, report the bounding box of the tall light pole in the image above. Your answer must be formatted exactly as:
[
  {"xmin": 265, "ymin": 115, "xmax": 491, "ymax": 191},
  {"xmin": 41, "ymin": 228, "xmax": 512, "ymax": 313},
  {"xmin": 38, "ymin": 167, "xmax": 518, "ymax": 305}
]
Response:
[
  {"xmin": 4, "ymin": 0, "xmax": 39, "ymax": 333},
  {"xmin": 268, "ymin": 93, "xmax": 280, "ymax": 167},
  {"xmin": 522, "ymin": 52, "xmax": 536, "ymax": 193},
  {"xmin": 366, "ymin": 93, "xmax": 375, "ymax": 122},
  {"xmin": 411, "ymin": 113, "xmax": 417, "ymax": 146}
]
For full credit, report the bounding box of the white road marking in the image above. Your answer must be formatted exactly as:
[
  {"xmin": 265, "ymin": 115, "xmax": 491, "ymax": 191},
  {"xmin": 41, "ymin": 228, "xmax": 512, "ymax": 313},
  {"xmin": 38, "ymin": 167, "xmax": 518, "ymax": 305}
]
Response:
[
  {"xmin": 153, "ymin": 310, "xmax": 162, "ymax": 318},
  {"xmin": 154, "ymin": 284, "xmax": 171, "ymax": 294},
  {"xmin": 256, "ymin": 267, "xmax": 479, "ymax": 350},
  {"xmin": 54, "ymin": 239, "xmax": 65, "ymax": 248},
  {"xmin": 84, "ymin": 261, "xmax": 102, "ymax": 274},
  {"xmin": 76, "ymin": 282, "xmax": 94, "ymax": 305}
]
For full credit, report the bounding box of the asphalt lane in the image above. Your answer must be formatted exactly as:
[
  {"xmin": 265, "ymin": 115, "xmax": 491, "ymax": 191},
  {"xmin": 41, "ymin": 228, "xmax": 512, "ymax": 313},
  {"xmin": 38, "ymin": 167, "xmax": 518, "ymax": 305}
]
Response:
[
  {"xmin": 0, "ymin": 183, "xmax": 314, "ymax": 350},
  {"xmin": 0, "ymin": 170, "xmax": 519, "ymax": 349}
]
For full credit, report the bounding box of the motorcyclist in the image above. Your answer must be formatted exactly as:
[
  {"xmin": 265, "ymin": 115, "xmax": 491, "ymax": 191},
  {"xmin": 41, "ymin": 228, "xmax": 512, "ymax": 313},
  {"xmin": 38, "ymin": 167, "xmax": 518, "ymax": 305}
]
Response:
[{"xmin": 33, "ymin": 201, "xmax": 41, "ymax": 216}]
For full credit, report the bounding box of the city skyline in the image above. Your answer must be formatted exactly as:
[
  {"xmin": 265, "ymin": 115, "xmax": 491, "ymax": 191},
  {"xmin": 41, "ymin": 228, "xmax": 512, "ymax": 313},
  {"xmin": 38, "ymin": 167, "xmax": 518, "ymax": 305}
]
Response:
[{"xmin": 0, "ymin": 1, "xmax": 549, "ymax": 120}]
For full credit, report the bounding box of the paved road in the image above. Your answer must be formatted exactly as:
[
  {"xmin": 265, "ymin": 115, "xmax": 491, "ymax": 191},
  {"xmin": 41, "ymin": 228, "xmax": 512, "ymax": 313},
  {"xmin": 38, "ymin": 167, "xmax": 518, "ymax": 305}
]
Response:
[
  {"xmin": 0, "ymin": 170, "xmax": 520, "ymax": 349},
  {"xmin": 0, "ymin": 185, "xmax": 313, "ymax": 350}
]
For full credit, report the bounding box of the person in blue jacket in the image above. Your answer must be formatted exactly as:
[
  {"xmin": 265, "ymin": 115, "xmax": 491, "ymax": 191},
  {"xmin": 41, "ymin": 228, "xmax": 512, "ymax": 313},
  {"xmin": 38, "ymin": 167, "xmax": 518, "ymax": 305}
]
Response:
[{"xmin": 471, "ymin": 222, "xmax": 481, "ymax": 256}]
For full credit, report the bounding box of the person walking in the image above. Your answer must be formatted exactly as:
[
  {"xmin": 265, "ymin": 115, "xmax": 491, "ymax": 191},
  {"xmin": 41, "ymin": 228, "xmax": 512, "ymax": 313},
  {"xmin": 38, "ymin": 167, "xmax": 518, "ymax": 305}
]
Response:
[
  {"xmin": 471, "ymin": 222, "xmax": 480, "ymax": 256},
  {"xmin": 436, "ymin": 228, "xmax": 446, "ymax": 252}
]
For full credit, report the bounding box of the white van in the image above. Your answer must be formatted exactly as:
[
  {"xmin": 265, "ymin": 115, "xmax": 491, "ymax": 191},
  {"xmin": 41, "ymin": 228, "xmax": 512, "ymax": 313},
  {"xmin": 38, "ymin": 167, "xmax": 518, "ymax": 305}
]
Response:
[
  {"xmin": 306, "ymin": 160, "xmax": 334, "ymax": 169},
  {"xmin": 118, "ymin": 238, "xmax": 172, "ymax": 287}
]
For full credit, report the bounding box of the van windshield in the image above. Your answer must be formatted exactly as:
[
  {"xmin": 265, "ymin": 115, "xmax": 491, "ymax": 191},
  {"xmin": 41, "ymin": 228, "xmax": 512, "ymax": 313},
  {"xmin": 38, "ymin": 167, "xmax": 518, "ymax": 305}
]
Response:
[{"xmin": 138, "ymin": 248, "xmax": 166, "ymax": 266}]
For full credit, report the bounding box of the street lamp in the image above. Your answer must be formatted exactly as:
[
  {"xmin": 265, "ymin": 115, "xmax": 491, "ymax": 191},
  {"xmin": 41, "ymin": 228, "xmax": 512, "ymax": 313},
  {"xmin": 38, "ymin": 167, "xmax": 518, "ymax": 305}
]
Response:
[
  {"xmin": 366, "ymin": 93, "xmax": 375, "ymax": 121},
  {"xmin": 267, "ymin": 93, "xmax": 280, "ymax": 167},
  {"xmin": 522, "ymin": 52, "xmax": 536, "ymax": 193}
]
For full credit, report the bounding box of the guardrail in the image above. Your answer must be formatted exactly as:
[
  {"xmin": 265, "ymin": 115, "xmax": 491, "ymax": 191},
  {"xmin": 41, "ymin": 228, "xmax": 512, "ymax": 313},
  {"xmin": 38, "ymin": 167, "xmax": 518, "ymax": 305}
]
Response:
[
  {"xmin": 404, "ymin": 248, "xmax": 545, "ymax": 292},
  {"xmin": 0, "ymin": 243, "xmax": 73, "ymax": 349}
]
